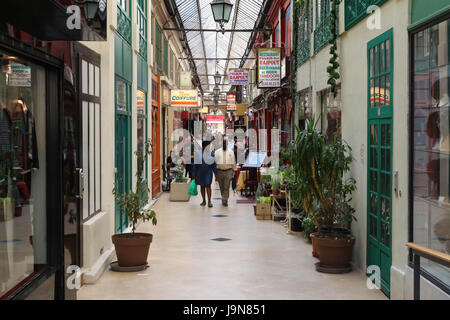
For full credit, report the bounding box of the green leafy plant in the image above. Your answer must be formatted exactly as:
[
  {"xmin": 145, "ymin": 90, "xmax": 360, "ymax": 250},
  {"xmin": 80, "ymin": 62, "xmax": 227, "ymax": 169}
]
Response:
[
  {"xmin": 291, "ymin": 117, "xmax": 356, "ymax": 231},
  {"xmin": 174, "ymin": 164, "xmax": 188, "ymax": 183},
  {"xmin": 113, "ymin": 139, "xmax": 157, "ymax": 233},
  {"xmin": 327, "ymin": 0, "xmax": 341, "ymax": 97},
  {"xmin": 302, "ymin": 216, "xmax": 318, "ymax": 242},
  {"xmin": 271, "ymin": 174, "xmax": 281, "ymax": 191}
]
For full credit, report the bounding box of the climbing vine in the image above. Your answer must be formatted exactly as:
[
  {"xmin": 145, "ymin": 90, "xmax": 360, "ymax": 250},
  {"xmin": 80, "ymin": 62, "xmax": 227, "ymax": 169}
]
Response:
[{"xmin": 327, "ymin": 0, "xmax": 340, "ymax": 97}]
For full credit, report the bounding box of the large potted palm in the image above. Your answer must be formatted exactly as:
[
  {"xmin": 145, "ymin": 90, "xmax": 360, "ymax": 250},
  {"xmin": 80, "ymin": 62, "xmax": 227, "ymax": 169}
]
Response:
[
  {"xmin": 112, "ymin": 140, "xmax": 157, "ymax": 269},
  {"xmin": 292, "ymin": 118, "xmax": 356, "ymax": 273}
]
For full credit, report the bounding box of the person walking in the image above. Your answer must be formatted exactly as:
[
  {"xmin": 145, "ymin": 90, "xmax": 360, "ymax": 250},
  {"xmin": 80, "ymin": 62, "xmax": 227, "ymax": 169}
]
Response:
[
  {"xmin": 193, "ymin": 140, "xmax": 217, "ymax": 207},
  {"xmin": 215, "ymin": 137, "xmax": 237, "ymax": 207}
]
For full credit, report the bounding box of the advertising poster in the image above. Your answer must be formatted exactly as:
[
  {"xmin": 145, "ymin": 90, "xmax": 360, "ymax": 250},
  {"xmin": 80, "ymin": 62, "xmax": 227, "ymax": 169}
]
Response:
[{"xmin": 257, "ymin": 48, "xmax": 281, "ymax": 88}]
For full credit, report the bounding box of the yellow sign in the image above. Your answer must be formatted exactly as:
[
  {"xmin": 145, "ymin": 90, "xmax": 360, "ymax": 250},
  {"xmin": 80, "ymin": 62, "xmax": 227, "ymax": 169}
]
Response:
[
  {"xmin": 170, "ymin": 89, "xmax": 198, "ymax": 107},
  {"xmin": 236, "ymin": 103, "xmax": 247, "ymax": 116}
]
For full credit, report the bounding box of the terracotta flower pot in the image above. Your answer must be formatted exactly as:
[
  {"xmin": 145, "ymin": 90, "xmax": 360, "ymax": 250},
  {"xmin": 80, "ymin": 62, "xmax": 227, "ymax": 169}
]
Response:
[
  {"xmin": 112, "ymin": 233, "xmax": 153, "ymax": 267},
  {"xmin": 315, "ymin": 233, "xmax": 355, "ymax": 273},
  {"xmin": 310, "ymin": 232, "xmax": 319, "ymax": 258}
]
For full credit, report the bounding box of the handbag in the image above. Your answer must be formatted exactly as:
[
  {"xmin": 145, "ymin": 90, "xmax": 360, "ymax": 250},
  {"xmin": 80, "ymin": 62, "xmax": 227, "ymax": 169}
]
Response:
[{"xmin": 188, "ymin": 179, "xmax": 198, "ymax": 196}]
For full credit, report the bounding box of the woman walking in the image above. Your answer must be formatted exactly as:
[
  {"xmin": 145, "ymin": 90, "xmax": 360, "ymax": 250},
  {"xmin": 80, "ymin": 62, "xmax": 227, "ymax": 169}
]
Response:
[{"xmin": 193, "ymin": 140, "xmax": 217, "ymax": 207}]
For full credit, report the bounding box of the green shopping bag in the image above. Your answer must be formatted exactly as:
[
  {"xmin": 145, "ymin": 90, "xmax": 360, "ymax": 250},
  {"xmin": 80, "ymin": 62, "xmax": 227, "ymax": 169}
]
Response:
[{"xmin": 188, "ymin": 179, "xmax": 198, "ymax": 196}]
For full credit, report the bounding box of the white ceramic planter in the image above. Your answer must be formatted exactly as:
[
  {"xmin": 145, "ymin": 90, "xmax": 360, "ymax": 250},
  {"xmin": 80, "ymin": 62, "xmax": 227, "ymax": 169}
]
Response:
[{"xmin": 170, "ymin": 181, "xmax": 191, "ymax": 202}]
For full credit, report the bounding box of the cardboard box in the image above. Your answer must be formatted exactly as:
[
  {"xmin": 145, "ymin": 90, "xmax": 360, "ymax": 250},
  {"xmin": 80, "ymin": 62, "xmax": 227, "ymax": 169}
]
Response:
[{"xmin": 255, "ymin": 203, "xmax": 271, "ymax": 220}]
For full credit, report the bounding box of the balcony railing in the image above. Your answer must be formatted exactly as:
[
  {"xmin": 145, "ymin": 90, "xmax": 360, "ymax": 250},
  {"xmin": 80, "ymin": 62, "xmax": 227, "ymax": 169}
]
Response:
[
  {"xmin": 406, "ymin": 242, "xmax": 450, "ymax": 300},
  {"xmin": 313, "ymin": 13, "xmax": 338, "ymax": 54},
  {"xmin": 345, "ymin": 0, "xmax": 388, "ymax": 31},
  {"xmin": 117, "ymin": 5, "xmax": 132, "ymax": 44},
  {"xmin": 297, "ymin": 37, "xmax": 310, "ymax": 68}
]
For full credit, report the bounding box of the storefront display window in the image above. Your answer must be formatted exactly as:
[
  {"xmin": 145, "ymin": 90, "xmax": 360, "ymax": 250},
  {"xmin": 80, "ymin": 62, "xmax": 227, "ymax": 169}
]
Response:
[
  {"xmin": 411, "ymin": 18, "xmax": 450, "ymax": 289},
  {"xmin": 320, "ymin": 87, "xmax": 342, "ymax": 141},
  {"xmin": 0, "ymin": 51, "xmax": 46, "ymax": 297},
  {"xmin": 137, "ymin": 89, "xmax": 147, "ymax": 181}
]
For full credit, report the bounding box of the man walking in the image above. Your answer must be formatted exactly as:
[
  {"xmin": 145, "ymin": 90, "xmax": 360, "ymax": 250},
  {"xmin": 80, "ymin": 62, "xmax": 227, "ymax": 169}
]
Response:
[{"xmin": 215, "ymin": 136, "xmax": 236, "ymax": 206}]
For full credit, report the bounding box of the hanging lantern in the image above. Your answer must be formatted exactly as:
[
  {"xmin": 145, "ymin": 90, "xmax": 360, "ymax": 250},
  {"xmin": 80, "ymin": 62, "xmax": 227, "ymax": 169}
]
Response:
[{"xmin": 210, "ymin": 0, "xmax": 233, "ymax": 28}]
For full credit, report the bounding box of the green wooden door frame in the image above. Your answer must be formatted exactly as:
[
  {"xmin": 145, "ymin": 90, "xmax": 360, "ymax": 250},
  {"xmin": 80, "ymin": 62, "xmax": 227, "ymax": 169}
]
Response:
[
  {"xmin": 366, "ymin": 28, "xmax": 393, "ymax": 297},
  {"xmin": 114, "ymin": 77, "xmax": 133, "ymax": 233}
]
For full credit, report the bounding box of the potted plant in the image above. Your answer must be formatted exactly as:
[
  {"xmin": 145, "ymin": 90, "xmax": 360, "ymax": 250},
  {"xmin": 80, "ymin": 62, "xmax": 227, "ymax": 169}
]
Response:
[
  {"xmin": 271, "ymin": 174, "xmax": 281, "ymax": 196},
  {"xmin": 169, "ymin": 164, "xmax": 191, "ymax": 201},
  {"xmin": 292, "ymin": 118, "xmax": 357, "ymax": 272},
  {"xmin": 112, "ymin": 140, "xmax": 157, "ymax": 268}
]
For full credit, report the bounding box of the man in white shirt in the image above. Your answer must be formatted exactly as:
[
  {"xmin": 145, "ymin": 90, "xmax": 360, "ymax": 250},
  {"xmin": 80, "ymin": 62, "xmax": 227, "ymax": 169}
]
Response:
[{"xmin": 215, "ymin": 137, "xmax": 237, "ymax": 206}]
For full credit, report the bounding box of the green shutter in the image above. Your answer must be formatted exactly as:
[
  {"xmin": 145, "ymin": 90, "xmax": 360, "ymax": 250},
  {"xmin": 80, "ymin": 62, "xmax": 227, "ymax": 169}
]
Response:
[
  {"xmin": 163, "ymin": 37, "xmax": 168, "ymax": 76},
  {"xmin": 155, "ymin": 22, "xmax": 162, "ymax": 75}
]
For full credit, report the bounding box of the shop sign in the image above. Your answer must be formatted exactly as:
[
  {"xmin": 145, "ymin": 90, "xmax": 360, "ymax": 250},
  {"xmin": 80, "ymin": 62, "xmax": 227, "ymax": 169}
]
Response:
[
  {"xmin": 236, "ymin": 103, "xmax": 247, "ymax": 116},
  {"xmin": 257, "ymin": 48, "xmax": 281, "ymax": 88},
  {"xmin": 170, "ymin": 89, "xmax": 198, "ymax": 107},
  {"xmin": 180, "ymin": 71, "xmax": 192, "ymax": 88},
  {"xmin": 206, "ymin": 115, "xmax": 224, "ymax": 123},
  {"xmin": 7, "ymin": 63, "xmax": 31, "ymax": 87},
  {"xmin": 228, "ymin": 68, "xmax": 249, "ymax": 86},
  {"xmin": 226, "ymin": 93, "xmax": 236, "ymax": 111}
]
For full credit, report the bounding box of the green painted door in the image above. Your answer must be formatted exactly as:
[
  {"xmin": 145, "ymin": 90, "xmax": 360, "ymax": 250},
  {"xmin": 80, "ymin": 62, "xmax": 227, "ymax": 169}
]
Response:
[
  {"xmin": 367, "ymin": 119, "xmax": 392, "ymax": 296},
  {"xmin": 115, "ymin": 78, "xmax": 132, "ymax": 233},
  {"xmin": 366, "ymin": 29, "xmax": 393, "ymax": 297}
]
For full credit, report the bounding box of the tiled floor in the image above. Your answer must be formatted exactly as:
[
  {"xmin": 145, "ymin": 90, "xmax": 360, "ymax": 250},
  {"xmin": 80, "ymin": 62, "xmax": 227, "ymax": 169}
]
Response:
[{"xmin": 78, "ymin": 185, "xmax": 387, "ymax": 300}]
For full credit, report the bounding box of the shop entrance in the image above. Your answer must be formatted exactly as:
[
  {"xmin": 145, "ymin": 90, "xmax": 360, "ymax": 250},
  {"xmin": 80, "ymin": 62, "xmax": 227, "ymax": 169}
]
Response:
[
  {"xmin": 366, "ymin": 29, "xmax": 393, "ymax": 297},
  {"xmin": 115, "ymin": 79, "xmax": 131, "ymax": 233}
]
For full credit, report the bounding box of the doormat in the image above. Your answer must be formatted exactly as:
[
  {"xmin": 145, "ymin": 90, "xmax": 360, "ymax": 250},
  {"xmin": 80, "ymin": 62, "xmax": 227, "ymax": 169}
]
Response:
[{"xmin": 236, "ymin": 199, "xmax": 255, "ymax": 204}]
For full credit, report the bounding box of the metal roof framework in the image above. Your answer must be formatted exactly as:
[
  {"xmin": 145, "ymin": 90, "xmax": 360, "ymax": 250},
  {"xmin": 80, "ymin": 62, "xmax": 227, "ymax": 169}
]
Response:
[{"xmin": 174, "ymin": 0, "xmax": 264, "ymax": 93}]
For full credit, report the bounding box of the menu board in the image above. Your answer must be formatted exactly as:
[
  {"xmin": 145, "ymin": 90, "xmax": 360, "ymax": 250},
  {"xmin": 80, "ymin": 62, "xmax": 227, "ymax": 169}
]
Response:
[{"xmin": 257, "ymin": 48, "xmax": 281, "ymax": 88}]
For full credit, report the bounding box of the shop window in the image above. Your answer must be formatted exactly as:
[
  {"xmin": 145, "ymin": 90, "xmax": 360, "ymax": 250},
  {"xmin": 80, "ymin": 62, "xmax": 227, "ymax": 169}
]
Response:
[
  {"xmin": 137, "ymin": 0, "xmax": 147, "ymax": 59},
  {"xmin": 411, "ymin": 18, "xmax": 450, "ymax": 291},
  {"xmin": 81, "ymin": 59, "xmax": 101, "ymax": 220},
  {"xmin": 319, "ymin": 87, "xmax": 342, "ymax": 141},
  {"xmin": 137, "ymin": 89, "xmax": 147, "ymax": 183},
  {"xmin": 0, "ymin": 52, "xmax": 47, "ymax": 297}
]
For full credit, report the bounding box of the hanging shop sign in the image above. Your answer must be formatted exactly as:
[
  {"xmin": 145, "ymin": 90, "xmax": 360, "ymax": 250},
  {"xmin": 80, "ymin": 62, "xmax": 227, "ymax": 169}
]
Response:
[
  {"xmin": 180, "ymin": 71, "xmax": 192, "ymax": 89},
  {"xmin": 228, "ymin": 68, "xmax": 249, "ymax": 86},
  {"xmin": 226, "ymin": 93, "xmax": 236, "ymax": 111},
  {"xmin": 257, "ymin": 48, "xmax": 281, "ymax": 88},
  {"xmin": 170, "ymin": 89, "xmax": 198, "ymax": 107},
  {"xmin": 236, "ymin": 103, "xmax": 247, "ymax": 116},
  {"xmin": 7, "ymin": 63, "xmax": 31, "ymax": 87},
  {"xmin": 206, "ymin": 115, "xmax": 224, "ymax": 124}
]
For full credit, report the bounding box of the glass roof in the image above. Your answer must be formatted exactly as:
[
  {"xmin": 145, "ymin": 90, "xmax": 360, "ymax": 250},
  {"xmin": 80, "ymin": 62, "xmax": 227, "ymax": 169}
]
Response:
[{"xmin": 175, "ymin": 0, "xmax": 264, "ymax": 93}]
